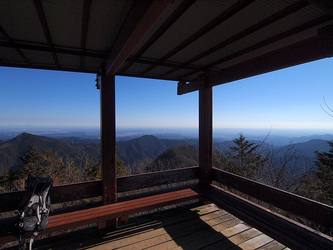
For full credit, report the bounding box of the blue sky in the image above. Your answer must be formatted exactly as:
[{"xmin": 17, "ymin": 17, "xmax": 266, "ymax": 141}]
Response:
[{"xmin": 0, "ymin": 58, "xmax": 333, "ymax": 135}]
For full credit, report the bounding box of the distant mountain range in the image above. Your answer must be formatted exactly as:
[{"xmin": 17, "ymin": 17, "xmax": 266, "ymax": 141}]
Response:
[{"xmin": 0, "ymin": 133, "xmax": 331, "ymax": 176}]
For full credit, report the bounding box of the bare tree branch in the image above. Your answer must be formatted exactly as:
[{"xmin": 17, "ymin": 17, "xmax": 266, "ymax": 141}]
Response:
[{"xmin": 320, "ymin": 96, "xmax": 333, "ymax": 117}]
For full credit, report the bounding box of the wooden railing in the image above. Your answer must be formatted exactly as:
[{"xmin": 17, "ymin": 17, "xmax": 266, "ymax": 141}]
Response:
[
  {"xmin": 207, "ymin": 167, "xmax": 333, "ymax": 249},
  {"xmin": 0, "ymin": 166, "xmax": 199, "ymax": 213},
  {"xmin": 1, "ymin": 166, "xmax": 332, "ymax": 249},
  {"xmin": 212, "ymin": 167, "xmax": 333, "ymax": 229}
]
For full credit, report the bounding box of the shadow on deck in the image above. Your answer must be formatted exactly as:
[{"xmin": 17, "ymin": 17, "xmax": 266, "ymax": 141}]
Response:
[
  {"xmin": 1, "ymin": 167, "xmax": 332, "ymax": 249},
  {"xmin": 27, "ymin": 203, "xmax": 286, "ymax": 250}
]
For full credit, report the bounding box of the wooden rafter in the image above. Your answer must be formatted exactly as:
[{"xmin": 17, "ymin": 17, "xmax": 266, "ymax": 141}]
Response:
[
  {"xmin": 104, "ymin": 0, "xmax": 174, "ymax": 77},
  {"xmin": 125, "ymin": 57, "xmax": 202, "ymax": 71},
  {"xmin": 80, "ymin": 0, "xmax": 92, "ymax": 68},
  {"xmin": 304, "ymin": 0, "xmax": 333, "ymax": 16},
  {"xmin": 121, "ymin": 0, "xmax": 196, "ymax": 72},
  {"xmin": 163, "ymin": 1, "xmax": 309, "ymax": 78},
  {"xmin": 33, "ymin": 0, "xmax": 59, "ymax": 68},
  {"xmin": 140, "ymin": 0, "xmax": 255, "ymax": 75},
  {"xmin": 179, "ymin": 25, "xmax": 333, "ymax": 95},
  {"xmin": 0, "ymin": 41, "xmax": 104, "ymax": 58},
  {"xmin": 0, "ymin": 25, "xmax": 30, "ymax": 65},
  {"xmin": 180, "ymin": 14, "xmax": 331, "ymax": 80}
]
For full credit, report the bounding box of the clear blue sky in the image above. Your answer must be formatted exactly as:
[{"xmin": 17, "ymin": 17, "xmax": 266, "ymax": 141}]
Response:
[{"xmin": 0, "ymin": 58, "xmax": 333, "ymax": 134}]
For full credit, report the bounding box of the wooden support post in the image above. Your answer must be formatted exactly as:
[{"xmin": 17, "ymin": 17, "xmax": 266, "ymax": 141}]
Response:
[
  {"xmin": 100, "ymin": 73, "xmax": 117, "ymax": 228},
  {"xmin": 101, "ymin": 74, "xmax": 117, "ymax": 205},
  {"xmin": 199, "ymin": 74, "xmax": 213, "ymax": 186}
]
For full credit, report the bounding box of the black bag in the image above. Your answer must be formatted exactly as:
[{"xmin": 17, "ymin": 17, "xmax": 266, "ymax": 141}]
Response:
[{"xmin": 16, "ymin": 176, "xmax": 53, "ymax": 249}]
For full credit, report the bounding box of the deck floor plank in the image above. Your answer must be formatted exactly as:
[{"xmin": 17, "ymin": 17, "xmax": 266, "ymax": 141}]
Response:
[{"xmin": 29, "ymin": 203, "xmax": 286, "ymax": 250}]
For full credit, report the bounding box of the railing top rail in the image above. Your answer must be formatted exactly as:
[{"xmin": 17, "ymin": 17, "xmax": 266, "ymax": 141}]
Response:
[
  {"xmin": 212, "ymin": 167, "xmax": 333, "ymax": 229},
  {"xmin": 0, "ymin": 166, "xmax": 199, "ymax": 213}
]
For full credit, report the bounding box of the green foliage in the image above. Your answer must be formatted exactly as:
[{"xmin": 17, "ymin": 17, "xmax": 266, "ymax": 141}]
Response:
[
  {"xmin": 214, "ymin": 134, "xmax": 267, "ymax": 180},
  {"xmin": 298, "ymin": 141, "xmax": 333, "ymax": 205},
  {"xmin": 0, "ymin": 145, "xmax": 131, "ymax": 192},
  {"xmin": 84, "ymin": 159, "xmax": 130, "ymax": 181}
]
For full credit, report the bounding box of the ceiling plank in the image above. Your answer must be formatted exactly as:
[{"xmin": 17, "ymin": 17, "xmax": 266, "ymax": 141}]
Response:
[
  {"xmin": 33, "ymin": 0, "xmax": 60, "ymax": 68},
  {"xmin": 121, "ymin": 0, "xmax": 196, "ymax": 72},
  {"xmin": 179, "ymin": 25, "xmax": 333, "ymax": 95},
  {"xmin": 140, "ymin": 0, "xmax": 255, "ymax": 75},
  {"xmin": 164, "ymin": 1, "xmax": 309, "ymax": 78},
  {"xmin": 80, "ymin": 0, "xmax": 92, "ymax": 68},
  {"xmin": 104, "ymin": 0, "xmax": 174, "ymax": 77}
]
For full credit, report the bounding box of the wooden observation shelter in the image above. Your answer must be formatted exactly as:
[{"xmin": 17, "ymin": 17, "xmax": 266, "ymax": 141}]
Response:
[{"xmin": 0, "ymin": 0, "xmax": 333, "ymax": 248}]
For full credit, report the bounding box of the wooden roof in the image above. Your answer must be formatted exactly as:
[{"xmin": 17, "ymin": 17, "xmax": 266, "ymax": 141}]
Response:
[{"xmin": 1, "ymin": 0, "xmax": 333, "ymax": 94}]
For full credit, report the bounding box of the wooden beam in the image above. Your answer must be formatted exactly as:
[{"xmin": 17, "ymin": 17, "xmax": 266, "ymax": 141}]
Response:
[
  {"xmin": 141, "ymin": 0, "xmax": 255, "ymax": 75},
  {"xmin": 0, "ymin": 40, "xmax": 104, "ymax": 58},
  {"xmin": 163, "ymin": 1, "xmax": 309, "ymax": 78},
  {"xmin": 101, "ymin": 74, "xmax": 117, "ymax": 205},
  {"xmin": 198, "ymin": 74, "xmax": 213, "ymax": 186},
  {"xmin": 121, "ymin": 0, "xmax": 196, "ymax": 72},
  {"xmin": 204, "ymin": 184, "xmax": 333, "ymax": 250},
  {"xmin": 209, "ymin": 25, "xmax": 333, "ymax": 87},
  {"xmin": 304, "ymin": 0, "xmax": 333, "ymax": 16},
  {"xmin": 0, "ymin": 25, "xmax": 30, "ymax": 65},
  {"xmin": 213, "ymin": 168, "xmax": 333, "ymax": 229},
  {"xmin": 118, "ymin": 166, "xmax": 199, "ymax": 193},
  {"xmin": 33, "ymin": 0, "xmax": 60, "ymax": 68},
  {"xmin": 104, "ymin": 0, "xmax": 173, "ymax": 77},
  {"xmin": 180, "ymin": 24, "xmax": 333, "ymax": 94},
  {"xmin": 80, "ymin": 0, "xmax": 92, "ymax": 68}
]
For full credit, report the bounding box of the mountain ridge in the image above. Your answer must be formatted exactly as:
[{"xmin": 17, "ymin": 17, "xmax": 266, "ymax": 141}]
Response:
[{"xmin": 0, "ymin": 133, "xmax": 331, "ymax": 176}]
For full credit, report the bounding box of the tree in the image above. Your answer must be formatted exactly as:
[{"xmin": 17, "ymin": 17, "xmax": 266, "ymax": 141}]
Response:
[
  {"xmin": 84, "ymin": 159, "xmax": 130, "ymax": 180},
  {"xmin": 260, "ymin": 142, "xmax": 314, "ymax": 192},
  {"xmin": 17, "ymin": 146, "xmax": 84, "ymax": 186},
  {"xmin": 214, "ymin": 134, "xmax": 268, "ymax": 180},
  {"xmin": 298, "ymin": 141, "xmax": 333, "ymax": 205},
  {"xmin": 321, "ymin": 97, "xmax": 333, "ymax": 117},
  {"xmin": 0, "ymin": 167, "xmax": 17, "ymax": 192}
]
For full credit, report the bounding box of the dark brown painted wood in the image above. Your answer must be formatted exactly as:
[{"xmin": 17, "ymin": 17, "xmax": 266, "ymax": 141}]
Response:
[
  {"xmin": 0, "ymin": 41, "xmax": 104, "ymax": 58},
  {"xmin": 121, "ymin": 0, "xmax": 196, "ymax": 72},
  {"xmin": 206, "ymin": 15, "xmax": 332, "ymax": 69},
  {"xmin": 305, "ymin": 0, "xmax": 333, "ymax": 16},
  {"xmin": 213, "ymin": 168, "xmax": 333, "ymax": 229},
  {"xmin": 105, "ymin": 0, "xmax": 173, "ymax": 77},
  {"xmin": 199, "ymin": 74, "xmax": 213, "ymax": 186},
  {"xmin": 141, "ymin": 0, "xmax": 255, "ymax": 75},
  {"xmin": 80, "ymin": 0, "xmax": 92, "ymax": 68},
  {"xmin": 0, "ymin": 25, "xmax": 30, "ymax": 65},
  {"xmin": 204, "ymin": 184, "xmax": 333, "ymax": 249},
  {"xmin": 181, "ymin": 24, "xmax": 333, "ymax": 94},
  {"xmin": 164, "ymin": 1, "xmax": 309, "ymax": 78},
  {"xmin": 0, "ymin": 167, "xmax": 199, "ymax": 213},
  {"xmin": 33, "ymin": 0, "xmax": 59, "ymax": 67},
  {"xmin": 117, "ymin": 166, "xmax": 199, "ymax": 192},
  {"xmin": 101, "ymin": 74, "xmax": 117, "ymax": 205},
  {"xmin": 0, "ymin": 188, "xmax": 201, "ymax": 245}
]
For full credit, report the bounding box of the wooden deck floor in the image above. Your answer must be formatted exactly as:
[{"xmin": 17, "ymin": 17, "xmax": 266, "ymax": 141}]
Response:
[{"xmin": 31, "ymin": 203, "xmax": 289, "ymax": 250}]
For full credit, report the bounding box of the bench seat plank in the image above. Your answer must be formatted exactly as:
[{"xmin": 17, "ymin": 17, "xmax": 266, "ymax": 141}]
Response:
[
  {"xmin": 0, "ymin": 188, "xmax": 201, "ymax": 247},
  {"xmin": 47, "ymin": 188, "xmax": 200, "ymax": 233}
]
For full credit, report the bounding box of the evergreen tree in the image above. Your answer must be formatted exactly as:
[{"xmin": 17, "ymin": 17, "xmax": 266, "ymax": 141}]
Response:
[
  {"xmin": 214, "ymin": 134, "xmax": 267, "ymax": 180},
  {"xmin": 84, "ymin": 159, "xmax": 130, "ymax": 180},
  {"xmin": 313, "ymin": 141, "xmax": 333, "ymax": 205},
  {"xmin": 298, "ymin": 141, "xmax": 333, "ymax": 205}
]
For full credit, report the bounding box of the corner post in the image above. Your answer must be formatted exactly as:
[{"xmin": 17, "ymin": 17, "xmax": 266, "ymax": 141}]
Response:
[
  {"xmin": 101, "ymin": 74, "xmax": 117, "ymax": 205},
  {"xmin": 199, "ymin": 74, "xmax": 213, "ymax": 186}
]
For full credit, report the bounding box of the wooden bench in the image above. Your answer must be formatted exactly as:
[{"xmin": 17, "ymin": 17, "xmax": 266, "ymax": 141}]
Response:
[{"xmin": 0, "ymin": 187, "xmax": 201, "ymax": 247}]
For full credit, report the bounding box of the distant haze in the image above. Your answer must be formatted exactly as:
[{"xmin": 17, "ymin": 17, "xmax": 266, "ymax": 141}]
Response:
[{"xmin": 0, "ymin": 126, "xmax": 332, "ymax": 146}]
